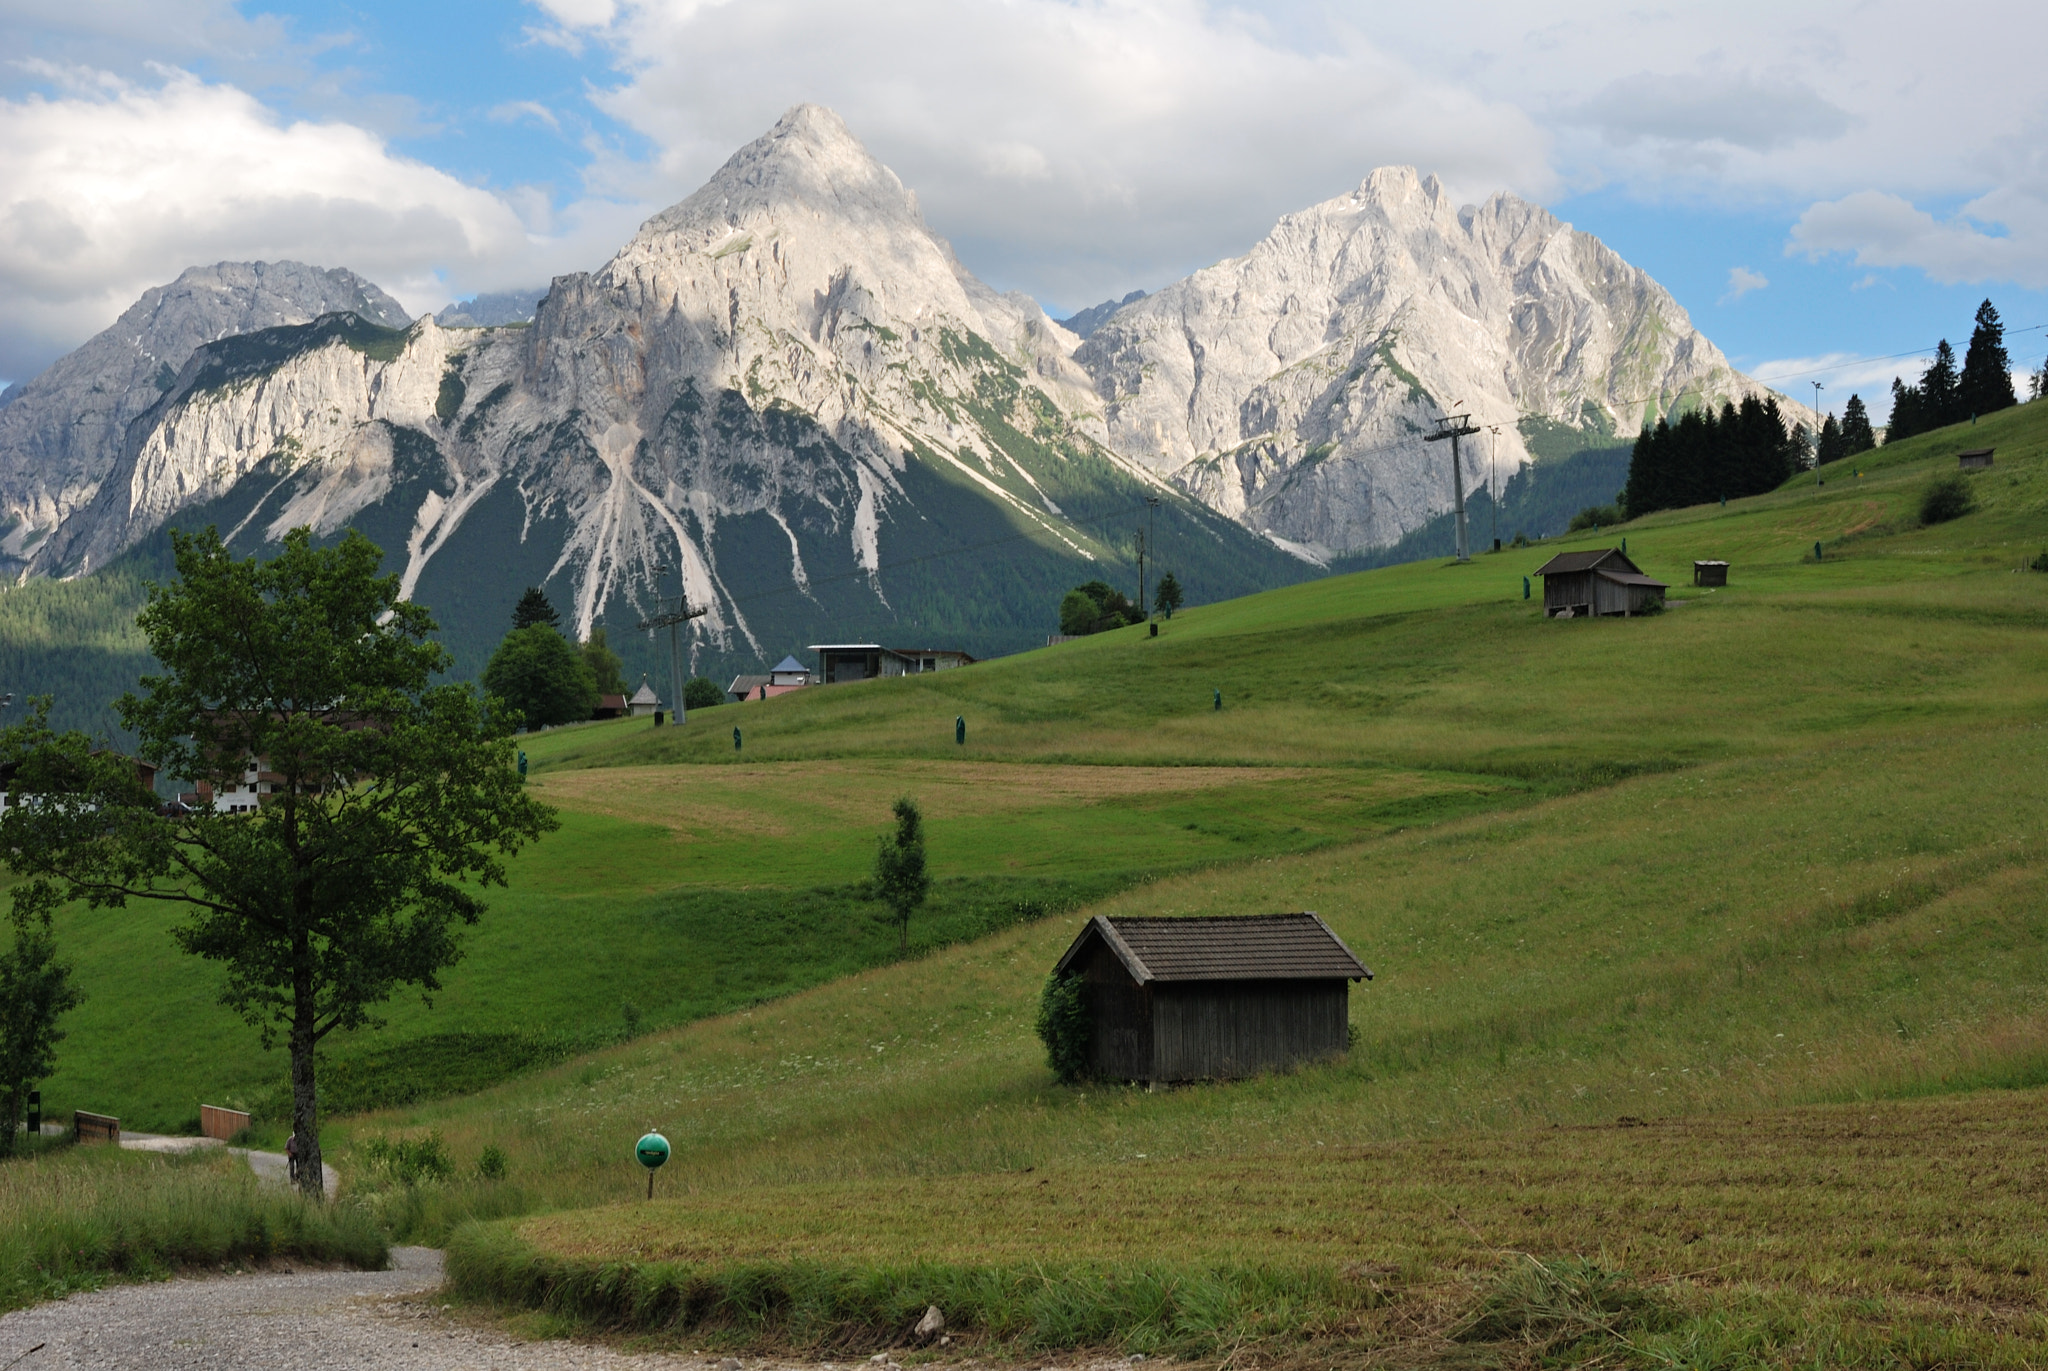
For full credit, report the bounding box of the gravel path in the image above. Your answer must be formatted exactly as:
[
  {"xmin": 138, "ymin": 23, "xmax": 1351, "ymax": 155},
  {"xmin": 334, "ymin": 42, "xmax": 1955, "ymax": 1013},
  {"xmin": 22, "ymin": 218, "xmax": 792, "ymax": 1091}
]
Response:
[
  {"xmin": 0, "ymin": 1247, "xmax": 703, "ymax": 1369},
  {"xmin": 118, "ymin": 1132, "xmax": 338, "ymax": 1198},
  {"xmin": 0, "ymin": 1248, "xmax": 1142, "ymax": 1371}
]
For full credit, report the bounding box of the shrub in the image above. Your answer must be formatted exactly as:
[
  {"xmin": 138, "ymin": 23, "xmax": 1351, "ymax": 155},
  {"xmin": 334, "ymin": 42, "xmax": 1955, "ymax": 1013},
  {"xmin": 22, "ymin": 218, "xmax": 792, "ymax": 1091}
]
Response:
[
  {"xmin": 1035, "ymin": 973, "xmax": 1091, "ymax": 1083},
  {"xmin": 682, "ymin": 676, "xmax": 725, "ymax": 709},
  {"xmin": 1058, "ymin": 581, "xmax": 1143, "ymax": 636},
  {"xmin": 1567, "ymin": 504, "xmax": 1625, "ymax": 532},
  {"xmin": 2029, "ymin": 551, "xmax": 2047, "ymax": 572},
  {"xmin": 475, "ymin": 1145, "xmax": 509, "ymax": 1182},
  {"xmin": 1920, "ymin": 475, "xmax": 1977, "ymax": 525},
  {"xmin": 358, "ymin": 1132, "xmax": 454, "ymax": 1187}
]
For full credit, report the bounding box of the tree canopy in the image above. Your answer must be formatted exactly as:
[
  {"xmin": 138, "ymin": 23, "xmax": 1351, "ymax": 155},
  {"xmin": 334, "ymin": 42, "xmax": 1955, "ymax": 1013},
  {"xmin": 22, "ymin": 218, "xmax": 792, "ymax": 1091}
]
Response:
[
  {"xmin": 484, "ymin": 626, "xmax": 598, "ymax": 729},
  {"xmin": 1840, "ymin": 395, "xmax": 1877, "ymax": 456},
  {"xmin": 873, "ymin": 797, "xmax": 930, "ymax": 954},
  {"xmin": 1621, "ymin": 397, "xmax": 1798, "ymax": 518},
  {"xmin": 511, "ymin": 586, "xmax": 561, "ymax": 632},
  {"xmin": 579, "ymin": 627, "xmax": 627, "ymax": 697},
  {"xmin": 1959, "ymin": 299, "xmax": 2017, "ymax": 419},
  {"xmin": 0, "ymin": 526, "xmax": 556, "ymax": 1192},
  {"xmin": 0, "ymin": 907, "xmax": 82, "ymax": 1157},
  {"xmin": 1059, "ymin": 580, "xmax": 1144, "ymax": 636},
  {"xmin": 1154, "ymin": 572, "xmax": 1184, "ymax": 619}
]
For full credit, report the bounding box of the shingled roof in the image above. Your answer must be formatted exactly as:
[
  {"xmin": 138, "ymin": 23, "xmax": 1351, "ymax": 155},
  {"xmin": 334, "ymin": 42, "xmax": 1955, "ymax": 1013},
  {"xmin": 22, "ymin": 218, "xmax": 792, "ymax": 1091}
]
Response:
[
  {"xmin": 1055, "ymin": 913, "xmax": 1371, "ymax": 984},
  {"xmin": 1532, "ymin": 548, "xmax": 1643, "ymax": 577}
]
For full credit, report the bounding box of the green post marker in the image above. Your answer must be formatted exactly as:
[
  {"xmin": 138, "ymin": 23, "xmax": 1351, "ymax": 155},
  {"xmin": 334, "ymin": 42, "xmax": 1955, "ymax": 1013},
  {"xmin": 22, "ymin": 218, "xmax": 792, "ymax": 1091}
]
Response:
[
  {"xmin": 516, "ymin": 750, "xmax": 527, "ymax": 780},
  {"xmin": 1522, "ymin": 576, "xmax": 1530, "ymax": 600},
  {"xmin": 636, "ymin": 1129, "xmax": 670, "ymax": 1200},
  {"xmin": 733, "ymin": 726, "xmax": 742, "ymax": 752},
  {"xmin": 955, "ymin": 716, "xmax": 965, "ymax": 746},
  {"xmin": 1213, "ymin": 688, "xmax": 1222, "ymax": 711},
  {"xmin": 1621, "ymin": 537, "xmax": 1627, "ymax": 555},
  {"xmin": 1814, "ymin": 541, "xmax": 1823, "ymax": 561},
  {"xmin": 1720, "ymin": 495, "xmax": 1726, "ymax": 508}
]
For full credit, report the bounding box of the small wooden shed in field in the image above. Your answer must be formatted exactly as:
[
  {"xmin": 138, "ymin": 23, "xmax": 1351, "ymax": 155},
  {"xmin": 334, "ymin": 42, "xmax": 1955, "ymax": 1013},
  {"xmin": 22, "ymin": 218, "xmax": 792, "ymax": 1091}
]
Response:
[
  {"xmin": 1533, "ymin": 548, "xmax": 1669, "ymax": 617},
  {"xmin": 1052, "ymin": 913, "xmax": 1371, "ymax": 1083},
  {"xmin": 1959, "ymin": 447, "xmax": 1995, "ymax": 470},
  {"xmin": 1693, "ymin": 560, "xmax": 1729, "ymax": 587}
]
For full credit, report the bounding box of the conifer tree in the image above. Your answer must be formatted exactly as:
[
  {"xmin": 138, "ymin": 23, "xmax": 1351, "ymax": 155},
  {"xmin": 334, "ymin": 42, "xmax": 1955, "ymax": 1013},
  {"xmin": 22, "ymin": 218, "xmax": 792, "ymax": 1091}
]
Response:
[
  {"xmin": 1816, "ymin": 415, "xmax": 1846, "ymax": 466},
  {"xmin": 1958, "ymin": 299, "xmax": 2017, "ymax": 418},
  {"xmin": 511, "ymin": 586, "xmax": 560, "ymax": 632},
  {"xmin": 1840, "ymin": 395, "xmax": 1877, "ymax": 455},
  {"xmin": 1888, "ymin": 377, "xmax": 1924, "ymax": 442},
  {"xmin": 1920, "ymin": 341, "xmax": 1962, "ymax": 429}
]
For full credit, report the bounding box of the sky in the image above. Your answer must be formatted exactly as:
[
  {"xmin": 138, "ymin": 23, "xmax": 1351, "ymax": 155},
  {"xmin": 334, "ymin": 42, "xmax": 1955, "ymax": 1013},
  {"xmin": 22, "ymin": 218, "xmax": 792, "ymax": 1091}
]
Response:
[{"xmin": 3, "ymin": 0, "xmax": 2045, "ymax": 423}]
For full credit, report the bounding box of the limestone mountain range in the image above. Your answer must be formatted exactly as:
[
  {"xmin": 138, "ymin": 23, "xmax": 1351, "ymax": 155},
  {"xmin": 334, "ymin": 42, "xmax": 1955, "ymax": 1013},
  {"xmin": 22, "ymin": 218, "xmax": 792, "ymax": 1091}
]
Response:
[{"xmin": 0, "ymin": 104, "xmax": 1804, "ymax": 676}]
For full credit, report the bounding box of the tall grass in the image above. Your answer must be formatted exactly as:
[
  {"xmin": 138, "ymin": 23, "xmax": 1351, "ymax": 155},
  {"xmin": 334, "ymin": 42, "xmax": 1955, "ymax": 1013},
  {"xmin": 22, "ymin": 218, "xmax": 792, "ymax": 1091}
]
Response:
[
  {"xmin": 0, "ymin": 1144, "xmax": 386, "ymax": 1312},
  {"xmin": 446, "ymin": 1222, "xmax": 1370, "ymax": 1355}
]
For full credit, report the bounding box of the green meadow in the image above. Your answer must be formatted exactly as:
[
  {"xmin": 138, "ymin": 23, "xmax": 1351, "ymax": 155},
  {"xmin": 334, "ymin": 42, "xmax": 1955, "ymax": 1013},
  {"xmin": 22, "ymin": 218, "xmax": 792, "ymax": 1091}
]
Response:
[{"xmin": 19, "ymin": 399, "xmax": 2048, "ymax": 1358}]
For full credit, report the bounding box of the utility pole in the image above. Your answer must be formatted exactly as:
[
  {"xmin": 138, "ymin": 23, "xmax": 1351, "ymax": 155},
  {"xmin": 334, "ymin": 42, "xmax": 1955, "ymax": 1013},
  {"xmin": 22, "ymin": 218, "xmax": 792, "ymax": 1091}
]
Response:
[
  {"xmin": 1810, "ymin": 381, "xmax": 1825, "ymax": 469},
  {"xmin": 1424, "ymin": 414, "xmax": 1481, "ymax": 562},
  {"xmin": 1140, "ymin": 496, "xmax": 1159, "ymax": 616},
  {"xmin": 637, "ymin": 563, "xmax": 707, "ymax": 726}
]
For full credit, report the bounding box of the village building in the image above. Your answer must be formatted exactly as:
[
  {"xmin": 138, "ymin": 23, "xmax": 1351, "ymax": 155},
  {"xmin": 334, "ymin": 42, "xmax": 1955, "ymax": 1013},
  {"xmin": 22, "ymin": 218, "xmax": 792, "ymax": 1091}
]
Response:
[
  {"xmin": 1959, "ymin": 447, "xmax": 1995, "ymax": 470},
  {"xmin": 1051, "ymin": 912, "xmax": 1371, "ymax": 1083},
  {"xmin": 806, "ymin": 644, "xmax": 977, "ymax": 684},
  {"xmin": 728, "ymin": 656, "xmax": 814, "ymax": 702},
  {"xmin": 1532, "ymin": 548, "xmax": 1669, "ymax": 618},
  {"xmin": 591, "ymin": 692, "xmax": 629, "ymax": 720},
  {"xmin": 627, "ymin": 678, "xmax": 663, "ymax": 718}
]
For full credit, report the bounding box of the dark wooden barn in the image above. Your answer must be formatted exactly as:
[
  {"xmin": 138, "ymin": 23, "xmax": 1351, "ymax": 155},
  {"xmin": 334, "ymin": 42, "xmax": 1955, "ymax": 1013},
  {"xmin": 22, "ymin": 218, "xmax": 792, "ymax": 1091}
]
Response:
[
  {"xmin": 1052, "ymin": 913, "xmax": 1371, "ymax": 1083},
  {"xmin": 1533, "ymin": 548, "xmax": 1669, "ymax": 618},
  {"xmin": 1959, "ymin": 447, "xmax": 1995, "ymax": 470}
]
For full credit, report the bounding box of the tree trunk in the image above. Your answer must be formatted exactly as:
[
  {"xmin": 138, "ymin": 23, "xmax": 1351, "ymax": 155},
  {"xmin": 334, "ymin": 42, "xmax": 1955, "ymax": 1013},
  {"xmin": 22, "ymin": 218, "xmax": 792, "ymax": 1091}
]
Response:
[
  {"xmin": 289, "ymin": 934, "xmax": 323, "ymax": 1199},
  {"xmin": 0, "ymin": 1085, "xmax": 20, "ymax": 1159}
]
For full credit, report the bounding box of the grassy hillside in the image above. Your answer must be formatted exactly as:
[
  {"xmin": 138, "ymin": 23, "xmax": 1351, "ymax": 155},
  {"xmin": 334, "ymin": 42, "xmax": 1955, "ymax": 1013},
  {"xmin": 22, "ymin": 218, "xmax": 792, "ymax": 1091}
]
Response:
[{"xmin": 21, "ymin": 398, "xmax": 2048, "ymax": 1358}]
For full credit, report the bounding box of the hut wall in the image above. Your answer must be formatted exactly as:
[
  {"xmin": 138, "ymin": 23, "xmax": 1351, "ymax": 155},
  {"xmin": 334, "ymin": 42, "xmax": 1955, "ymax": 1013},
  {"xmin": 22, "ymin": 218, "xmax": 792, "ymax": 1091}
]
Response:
[
  {"xmin": 1148, "ymin": 979, "xmax": 1348, "ymax": 1081},
  {"xmin": 1079, "ymin": 942, "xmax": 1151, "ymax": 1080},
  {"xmin": 1543, "ymin": 572, "xmax": 1595, "ymax": 616}
]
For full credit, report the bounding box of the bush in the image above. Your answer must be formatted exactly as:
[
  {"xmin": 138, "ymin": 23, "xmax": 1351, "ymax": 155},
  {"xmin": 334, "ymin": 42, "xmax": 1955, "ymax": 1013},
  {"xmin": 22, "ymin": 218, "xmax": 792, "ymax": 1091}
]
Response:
[
  {"xmin": 1567, "ymin": 504, "xmax": 1625, "ymax": 532},
  {"xmin": 2033, "ymin": 551, "xmax": 2048, "ymax": 572},
  {"xmin": 357, "ymin": 1133, "xmax": 454, "ymax": 1187},
  {"xmin": 1035, "ymin": 973, "xmax": 1091, "ymax": 1083},
  {"xmin": 1920, "ymin": 475, "xmax": 1977, "ymax": 525},
  {"xmin": 682, "ymin": 676, "xmax": 725, "ymax": 709},
  {"xmin": 475, "ymin": 1145, "xmax": 508, "ymax": 1182},
  {"xmin": 483, "ymin": 625, "xmax": 598, "ymax": 728},
  {"xmin": 1058, "ymin": 581, "xmax": 1143, "ymax": 636}
]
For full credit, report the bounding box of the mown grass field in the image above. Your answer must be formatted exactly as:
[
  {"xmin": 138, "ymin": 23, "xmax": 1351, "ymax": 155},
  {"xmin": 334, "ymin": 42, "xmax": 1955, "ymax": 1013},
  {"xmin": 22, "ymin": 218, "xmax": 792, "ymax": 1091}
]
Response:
[{"xmin": 17, "ymin": 399, "xmax": 2048, "ymax": 1359}]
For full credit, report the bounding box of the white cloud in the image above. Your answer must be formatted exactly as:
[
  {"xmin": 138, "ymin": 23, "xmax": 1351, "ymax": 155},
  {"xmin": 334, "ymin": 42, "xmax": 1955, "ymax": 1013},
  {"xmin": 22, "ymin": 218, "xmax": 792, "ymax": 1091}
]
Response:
[
  {"xmin": 1789, "ymin": 189, "xmax": 2048, "ymax": 289},
  {"xmin": 0, "ymin": 66, "xmax": 643, "ymax": 380},
  {"xmin": 1568, "ymin": 71, "xmax": 1852, "ymax": 154},
  {"xmin": 1744, "ymin": 350, "xmax": 1935, "ymax": 424},
  {"xmin": 561, "ymin": 0, "xmax": 1554, "ymax": 309},
  {"xmin": 1721, "ymin": 266, "xmax": 1768, "ymax": 303}
]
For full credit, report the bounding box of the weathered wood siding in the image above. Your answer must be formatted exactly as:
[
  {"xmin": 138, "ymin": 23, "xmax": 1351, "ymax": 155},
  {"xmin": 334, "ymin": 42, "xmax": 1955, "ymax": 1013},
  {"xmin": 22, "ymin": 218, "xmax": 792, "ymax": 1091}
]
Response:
[
  {"xmin": 1148, "ymin": 980, "xmax": 1348, "ymax": 1081},
  {"xmin": 1544, "ymin": 570, "xmax": 1595, "ymax": 616},
  {"xmin": 1079, "ymin": 942, "xmax": 1152, "ymax": 1079}
]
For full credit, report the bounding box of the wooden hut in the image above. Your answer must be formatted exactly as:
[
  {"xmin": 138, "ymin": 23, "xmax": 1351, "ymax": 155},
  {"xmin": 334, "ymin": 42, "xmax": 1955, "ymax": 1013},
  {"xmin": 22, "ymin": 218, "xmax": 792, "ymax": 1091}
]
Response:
[
  {"xmin": 1959, "ymin": 447, "xmax": 1995, "ymax": 470},
  {"xmin": 1533, "ymin": 548, "xmax": 1668, "ymax": 618},
  {"xmin": 1051, "ymin": 913, "xmax": 1371, "ymax": 1083},
  {"xmin": 1693, "ymin": 560, "xmax": 1729, "ymax": 587}
]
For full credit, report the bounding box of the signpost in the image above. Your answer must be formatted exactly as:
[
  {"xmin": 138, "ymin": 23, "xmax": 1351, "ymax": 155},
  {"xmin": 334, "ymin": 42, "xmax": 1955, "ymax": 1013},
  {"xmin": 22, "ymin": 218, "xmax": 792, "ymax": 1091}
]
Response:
[{"xmin": 635, "ymin": 1129, "xmax": 670, "ymax": 1199}]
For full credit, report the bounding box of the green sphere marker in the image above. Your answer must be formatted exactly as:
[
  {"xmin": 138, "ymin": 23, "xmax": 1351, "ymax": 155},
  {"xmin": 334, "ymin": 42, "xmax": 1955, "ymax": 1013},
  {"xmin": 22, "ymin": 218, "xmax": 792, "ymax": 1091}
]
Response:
[{"xmin": 636, "ymin": 1130, "xmax": 670, "ymax": 1199}]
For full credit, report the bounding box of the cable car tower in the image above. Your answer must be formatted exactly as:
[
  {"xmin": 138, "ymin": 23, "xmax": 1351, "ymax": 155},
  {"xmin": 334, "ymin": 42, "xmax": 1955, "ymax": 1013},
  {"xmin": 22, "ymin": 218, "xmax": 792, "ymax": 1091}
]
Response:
[
  {"xmin": 637, "ymin": 563, "xmax": 707, "ymax": 725},
  {"xmin": 1424, "ymin": 412, "xmax": 1481, "ymax": 562}
]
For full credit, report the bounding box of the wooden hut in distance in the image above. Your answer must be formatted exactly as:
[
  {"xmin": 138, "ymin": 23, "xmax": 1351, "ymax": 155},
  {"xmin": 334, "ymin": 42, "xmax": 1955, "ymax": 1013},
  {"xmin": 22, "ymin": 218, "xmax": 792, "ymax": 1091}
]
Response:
[
  {"xmin": 1053, "ymin": 913, "xmax": 1371, "ymax": 1083},
  {"xmin": 1533, "ymin": 548, "xmax": 1668, "ymax": 617}
]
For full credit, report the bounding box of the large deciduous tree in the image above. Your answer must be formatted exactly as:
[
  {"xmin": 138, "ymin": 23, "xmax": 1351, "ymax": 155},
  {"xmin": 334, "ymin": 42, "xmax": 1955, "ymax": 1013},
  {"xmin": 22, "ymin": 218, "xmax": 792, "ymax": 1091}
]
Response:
[
  {"xmin": 579, "ymin": 627, "xmax": 627, "ymax": 698},
  {"xmin": 483, "ymin": 626, "xmax": 598, "ymax": 729},
  {"xmin": 0, "ymin": 527, "xmax": 556, "ymax": 1194}
]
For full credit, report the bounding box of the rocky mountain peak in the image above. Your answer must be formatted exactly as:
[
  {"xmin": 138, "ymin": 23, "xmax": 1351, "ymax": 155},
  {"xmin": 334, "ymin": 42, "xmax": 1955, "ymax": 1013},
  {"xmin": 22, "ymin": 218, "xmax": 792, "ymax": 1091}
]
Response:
[{"xmin": 640, "ymin": 104, "xmax": 922, "ymax": 245}]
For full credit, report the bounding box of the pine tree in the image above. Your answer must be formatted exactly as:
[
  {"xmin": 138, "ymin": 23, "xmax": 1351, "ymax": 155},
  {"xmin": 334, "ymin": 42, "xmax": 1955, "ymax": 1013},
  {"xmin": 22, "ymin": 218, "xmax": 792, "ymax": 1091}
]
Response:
[
  {"xmin": 1816, "ymin": 415, "xmax": 1846, "ymax": 466},
  {"xmin": 1888, "ymin": 377, "xmax": 1924, "ymax": 442},
  {"xmin": 1623, "ymin": 421, "xmax": 1665, "ymax": 516},
  {"xmin": 1840, "ymin": 395, "xmax": 1877, "ymax": 455},
  {"xmin": 1920, "ymin": 341, "xmax": 1962, "ymax": 429},
  {"xmin": 511, "ymin": 586, "xmax": 560, "ymax": 632},
  {"xmin": 1958, "ymin": 299, "xmax": 2017, "ymax": 418}
]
